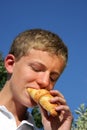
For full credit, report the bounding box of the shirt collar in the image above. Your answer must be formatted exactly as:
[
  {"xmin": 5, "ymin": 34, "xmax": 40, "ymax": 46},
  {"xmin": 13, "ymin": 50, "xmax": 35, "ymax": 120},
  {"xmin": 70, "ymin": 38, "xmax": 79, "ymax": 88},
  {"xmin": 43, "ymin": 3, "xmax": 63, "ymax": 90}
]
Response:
[{"xmin": 0, "ymin": 105, "xmax": 37, "ymax": 130}]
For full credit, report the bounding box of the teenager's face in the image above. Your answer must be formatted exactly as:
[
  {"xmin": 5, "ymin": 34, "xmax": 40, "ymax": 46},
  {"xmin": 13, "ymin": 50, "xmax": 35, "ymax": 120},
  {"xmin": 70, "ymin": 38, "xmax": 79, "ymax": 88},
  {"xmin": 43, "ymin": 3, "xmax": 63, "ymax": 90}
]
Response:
[{"xmin": 5, "ymin": 49, "xmax": 65, "ymax": 107}]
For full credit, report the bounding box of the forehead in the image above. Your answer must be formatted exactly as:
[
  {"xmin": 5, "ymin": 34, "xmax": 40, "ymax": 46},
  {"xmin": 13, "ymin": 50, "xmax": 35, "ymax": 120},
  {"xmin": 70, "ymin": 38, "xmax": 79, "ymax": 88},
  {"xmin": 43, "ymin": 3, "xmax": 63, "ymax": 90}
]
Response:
[
  {"xmin": 24, "ymin": 49, "xmax": 65, "ymax": 73},
  {"xmin": 27, "ymin": 49, "xmax": 59, "ymax": 61}
]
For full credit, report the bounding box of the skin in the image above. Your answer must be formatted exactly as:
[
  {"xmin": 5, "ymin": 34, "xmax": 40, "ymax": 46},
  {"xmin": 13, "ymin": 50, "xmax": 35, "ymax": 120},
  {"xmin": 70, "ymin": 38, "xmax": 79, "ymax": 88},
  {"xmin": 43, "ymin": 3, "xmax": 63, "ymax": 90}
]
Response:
[{"xmin": 0, "ymin": 49, "xmax": 73, "ymax": 130}]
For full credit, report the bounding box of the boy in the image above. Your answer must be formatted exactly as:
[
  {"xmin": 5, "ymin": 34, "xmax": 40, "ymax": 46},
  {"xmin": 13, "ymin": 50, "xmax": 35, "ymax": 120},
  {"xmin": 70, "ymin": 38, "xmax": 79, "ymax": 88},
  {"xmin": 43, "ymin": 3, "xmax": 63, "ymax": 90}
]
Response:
[{"xmin": 0, "ymin": 29, "xmax": 73, "ymax": 130}]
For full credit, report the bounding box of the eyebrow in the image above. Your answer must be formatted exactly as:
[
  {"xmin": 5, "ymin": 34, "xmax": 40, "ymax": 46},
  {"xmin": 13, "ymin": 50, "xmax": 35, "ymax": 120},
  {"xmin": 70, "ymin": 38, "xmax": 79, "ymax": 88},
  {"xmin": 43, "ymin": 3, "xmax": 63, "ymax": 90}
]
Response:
[{"xmin": 31, "ymin": 61, "xmax": 60, "ymax": 76}]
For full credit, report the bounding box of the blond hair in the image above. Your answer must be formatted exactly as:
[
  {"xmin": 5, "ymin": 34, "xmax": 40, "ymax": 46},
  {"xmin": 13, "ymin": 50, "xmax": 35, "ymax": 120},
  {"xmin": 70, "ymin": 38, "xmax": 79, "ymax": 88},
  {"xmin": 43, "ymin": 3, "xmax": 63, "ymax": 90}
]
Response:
[{"xmin": 9, "ymin": 29, "xmax": 68, "ymax": 63}]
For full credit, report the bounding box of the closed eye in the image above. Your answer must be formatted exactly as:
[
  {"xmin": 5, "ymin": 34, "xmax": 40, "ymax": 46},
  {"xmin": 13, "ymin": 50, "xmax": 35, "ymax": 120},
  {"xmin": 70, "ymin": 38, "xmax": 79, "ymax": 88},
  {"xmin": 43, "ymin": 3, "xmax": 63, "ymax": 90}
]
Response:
[
  {"xmin": 29, "ymin": 62, "xmax": 46, "ymax": 72},
  {"xmin": 50, "ymin": 73, "xmax": 59, "ymax": 82},
  {"xmin": 31, "ymin": 65, "xmax": 42, "ymax": 72}
]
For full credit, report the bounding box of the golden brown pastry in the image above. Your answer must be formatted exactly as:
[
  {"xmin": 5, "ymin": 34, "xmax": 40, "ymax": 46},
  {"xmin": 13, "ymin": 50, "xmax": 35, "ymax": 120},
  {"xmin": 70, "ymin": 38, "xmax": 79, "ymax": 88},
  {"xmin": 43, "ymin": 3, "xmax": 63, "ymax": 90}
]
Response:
[{"xmin": 27, "ymin": 88, "xmax": 59, "ymax": 116}]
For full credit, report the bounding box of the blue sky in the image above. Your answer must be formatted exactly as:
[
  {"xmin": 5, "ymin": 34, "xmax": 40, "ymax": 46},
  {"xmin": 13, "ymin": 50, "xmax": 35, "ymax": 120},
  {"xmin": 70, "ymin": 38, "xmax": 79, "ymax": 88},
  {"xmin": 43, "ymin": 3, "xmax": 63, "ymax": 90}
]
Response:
[{"xmin": 0, "ymin": 0, "xmax": 87, "ymax": 118}]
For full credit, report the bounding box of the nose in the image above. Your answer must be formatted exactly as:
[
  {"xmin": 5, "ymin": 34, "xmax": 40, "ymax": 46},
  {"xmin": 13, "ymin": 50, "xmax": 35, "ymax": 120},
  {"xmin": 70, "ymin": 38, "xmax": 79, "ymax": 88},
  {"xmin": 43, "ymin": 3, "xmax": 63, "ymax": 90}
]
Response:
[{"xmin": 36, "ymin": 72, "xmax": 50, "ymax": 89}]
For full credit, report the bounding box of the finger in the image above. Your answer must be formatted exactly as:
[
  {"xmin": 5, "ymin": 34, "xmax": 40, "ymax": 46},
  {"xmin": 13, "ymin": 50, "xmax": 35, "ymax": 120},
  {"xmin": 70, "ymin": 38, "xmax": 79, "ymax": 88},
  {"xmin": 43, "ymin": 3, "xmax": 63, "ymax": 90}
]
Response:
[
  {"xmin": 55, "ymin": 105, "xmax": 73, "ymax": 121},
  {"xmin": 55, "ymin": 105, "xmax": 70, "ymax": 112},
  {"xmin": 50, "ymin": 90, "xmax": 64, "ymax": 98},
  {"xmin": 38, "ymin": 104, "xmax": 48, "ymax": 119},
  {"xmin": 50, "ymin": 96, "xmax": 67, "ymax": 105}
]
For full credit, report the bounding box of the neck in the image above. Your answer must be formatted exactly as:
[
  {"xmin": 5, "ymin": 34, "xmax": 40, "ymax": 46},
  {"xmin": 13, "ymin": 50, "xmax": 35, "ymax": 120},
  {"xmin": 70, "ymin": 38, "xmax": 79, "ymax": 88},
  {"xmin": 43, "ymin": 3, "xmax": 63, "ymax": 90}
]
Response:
[{"xmin": 0, "ymin": 81, "xmax": 28, "ymax": 125}]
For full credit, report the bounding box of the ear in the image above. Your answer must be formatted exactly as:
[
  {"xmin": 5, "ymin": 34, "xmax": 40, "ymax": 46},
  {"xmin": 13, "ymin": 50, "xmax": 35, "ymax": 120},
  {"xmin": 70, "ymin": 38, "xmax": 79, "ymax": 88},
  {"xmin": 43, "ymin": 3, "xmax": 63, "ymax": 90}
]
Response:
[{"xmin": 4, "ymin": 54, "xmax": 15, "ymax": 74}]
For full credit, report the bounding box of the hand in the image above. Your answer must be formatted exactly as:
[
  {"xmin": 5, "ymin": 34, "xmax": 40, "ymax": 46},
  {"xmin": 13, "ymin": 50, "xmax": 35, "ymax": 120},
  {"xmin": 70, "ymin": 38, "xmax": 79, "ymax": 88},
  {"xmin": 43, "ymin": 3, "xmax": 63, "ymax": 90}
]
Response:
[{"xmin": 39, "ymin": 90, "xmax": 73, "ymax": 130}]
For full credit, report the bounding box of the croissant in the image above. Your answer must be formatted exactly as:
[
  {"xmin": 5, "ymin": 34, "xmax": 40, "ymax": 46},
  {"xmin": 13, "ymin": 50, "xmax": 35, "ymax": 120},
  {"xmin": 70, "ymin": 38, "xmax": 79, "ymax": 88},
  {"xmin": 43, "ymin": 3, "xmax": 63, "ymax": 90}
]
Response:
[{"xmin": 27, "ymin": 88, "xmax": 59, "ymax": 117}]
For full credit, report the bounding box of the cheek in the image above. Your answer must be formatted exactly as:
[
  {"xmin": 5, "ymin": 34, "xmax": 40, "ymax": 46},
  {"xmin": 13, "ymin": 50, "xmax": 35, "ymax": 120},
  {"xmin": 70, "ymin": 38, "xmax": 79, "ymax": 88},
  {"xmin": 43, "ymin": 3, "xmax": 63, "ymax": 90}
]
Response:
[
  {"xmin": 11, "ymin": 63, "xmax": 38, "ymax": 90},
  {"xmin": 14, "ymin": 67, "xmax": 37, "ymax": 85},
  {"xmin": 10, "ymin": 65, "xmax": 28, "ymax": 88}
]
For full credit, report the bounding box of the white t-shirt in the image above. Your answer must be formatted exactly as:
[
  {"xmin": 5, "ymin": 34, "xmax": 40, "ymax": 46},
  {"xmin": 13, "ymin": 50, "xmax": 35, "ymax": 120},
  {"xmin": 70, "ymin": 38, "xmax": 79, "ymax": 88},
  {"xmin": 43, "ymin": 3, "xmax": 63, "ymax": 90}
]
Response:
[{"xmin": 0, "ymin": 106, "xmax": 37, "ymax": 130}]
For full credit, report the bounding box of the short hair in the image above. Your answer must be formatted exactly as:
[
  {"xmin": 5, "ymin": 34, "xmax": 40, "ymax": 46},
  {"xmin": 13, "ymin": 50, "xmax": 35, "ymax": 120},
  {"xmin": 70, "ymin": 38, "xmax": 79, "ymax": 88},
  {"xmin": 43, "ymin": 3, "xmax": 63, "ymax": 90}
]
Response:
[{"xmin": 9, "ymin": 29, "xmax": 68, "ymax": 63}]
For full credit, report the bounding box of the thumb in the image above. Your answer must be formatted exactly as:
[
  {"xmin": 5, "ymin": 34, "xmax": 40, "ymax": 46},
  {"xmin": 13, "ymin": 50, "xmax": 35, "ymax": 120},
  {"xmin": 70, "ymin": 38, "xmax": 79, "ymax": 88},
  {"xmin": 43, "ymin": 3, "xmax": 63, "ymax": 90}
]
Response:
[{"xmin": 38, "ymin": 104, "xmax": 49, "ymax": 120}]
